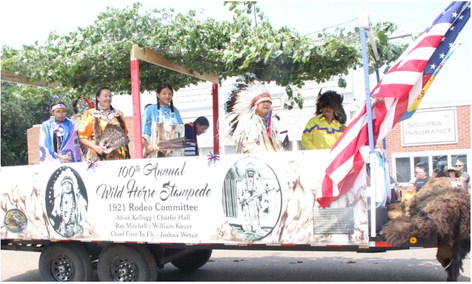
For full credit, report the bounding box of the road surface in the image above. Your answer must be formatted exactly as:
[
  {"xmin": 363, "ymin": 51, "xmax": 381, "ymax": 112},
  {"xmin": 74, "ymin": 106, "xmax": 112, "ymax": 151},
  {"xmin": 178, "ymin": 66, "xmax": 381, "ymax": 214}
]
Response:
[{"xmin": 1, "ymin": 248, "xmax": 470, "ymax": 281}]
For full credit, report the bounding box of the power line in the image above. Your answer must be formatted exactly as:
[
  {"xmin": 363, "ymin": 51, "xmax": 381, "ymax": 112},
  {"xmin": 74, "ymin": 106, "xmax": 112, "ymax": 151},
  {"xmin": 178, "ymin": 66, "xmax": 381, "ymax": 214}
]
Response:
[{"xmin": 304, "ymin": 17, "xmax": 359, "ymax": 37}]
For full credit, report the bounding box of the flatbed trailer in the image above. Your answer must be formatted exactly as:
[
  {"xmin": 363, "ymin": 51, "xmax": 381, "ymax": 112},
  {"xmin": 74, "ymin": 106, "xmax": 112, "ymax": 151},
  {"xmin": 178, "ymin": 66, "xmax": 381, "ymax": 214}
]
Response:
[
  {"xmin": 4, "ymin": 3, "xmax": 471, "ymax": 278},
  {"xmin": 0, "ymin": 149, "xmax": 437, "ymax": 281}
]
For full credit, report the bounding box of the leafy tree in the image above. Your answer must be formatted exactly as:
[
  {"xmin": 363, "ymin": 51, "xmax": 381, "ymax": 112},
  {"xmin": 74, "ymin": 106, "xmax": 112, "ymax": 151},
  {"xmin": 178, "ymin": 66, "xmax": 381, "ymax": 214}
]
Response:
[
  {"xmin": 1, "ymin": 2, "xmax": 407, "ymax": 165},
  {"xmin": 2, "ymin": 2, "xmax": 405, "ymax": 99},
  {"xmin": 1, "ymin": 83, "xmax": 65, "ymax": 165}
]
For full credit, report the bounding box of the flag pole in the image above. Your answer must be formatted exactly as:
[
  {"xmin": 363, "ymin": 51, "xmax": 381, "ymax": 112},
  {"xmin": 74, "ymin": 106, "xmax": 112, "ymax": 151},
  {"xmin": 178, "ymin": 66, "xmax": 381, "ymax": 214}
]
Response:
[
  {"xmin": 359, "ymin": 11, "xmax": 376, "ymax": 154},
  {"xmin": 359, "ymin": 9, "xmax": 378, "ymax": 238},
  {"xmin": 319, "ymin": 1, "xmax": 470, "ymax": 210},
  {"xmin": 365, "ymin": 20, "xmax": 387, "ymax": 150},
  {"xmin": 365, "ymin": 20, "xmax": 392, "ymax": 205}
]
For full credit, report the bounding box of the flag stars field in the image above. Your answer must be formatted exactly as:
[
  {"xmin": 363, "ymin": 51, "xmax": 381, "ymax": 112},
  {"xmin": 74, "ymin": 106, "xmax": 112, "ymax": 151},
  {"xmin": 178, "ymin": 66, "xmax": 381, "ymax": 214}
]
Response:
[{"xmin": 317, "ymin": 1, "xmax": 470, "ymax": 208}]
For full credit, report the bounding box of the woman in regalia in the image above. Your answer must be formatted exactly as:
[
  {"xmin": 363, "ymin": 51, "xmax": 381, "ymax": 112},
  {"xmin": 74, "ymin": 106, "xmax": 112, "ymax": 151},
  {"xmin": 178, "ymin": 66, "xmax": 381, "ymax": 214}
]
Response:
[
  {"xmin": 142, "ymin": 83, "xmax": 184, "ymax": 158},
  {"xmin": 78, "ymin": 87, "xmax": 130, "ymax": 161},
  {"xmin": 301, "ymin": 90, "xmax": 346, "ymax": 150}
]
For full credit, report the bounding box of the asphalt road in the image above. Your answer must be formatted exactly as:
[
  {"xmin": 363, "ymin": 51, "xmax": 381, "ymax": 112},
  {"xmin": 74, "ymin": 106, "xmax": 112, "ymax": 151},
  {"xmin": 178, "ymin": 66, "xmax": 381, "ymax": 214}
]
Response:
[{"xmin": 1, "ymin": 248, "xmax": 470, "ymax": 281}]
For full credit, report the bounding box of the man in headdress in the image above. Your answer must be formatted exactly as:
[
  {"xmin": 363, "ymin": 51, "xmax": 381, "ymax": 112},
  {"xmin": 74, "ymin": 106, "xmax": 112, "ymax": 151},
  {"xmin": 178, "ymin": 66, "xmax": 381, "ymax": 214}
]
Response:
[
  {"xmin": 301, "ymin": 90, "xmax": 346, "ymax": 150},
  {"xmin": 239, "ymin": 163, "xmax": 263, "ymax": 232},
  {"xmin": 226, "ymin": 80, "xmax": 284, "ymax": 154}
]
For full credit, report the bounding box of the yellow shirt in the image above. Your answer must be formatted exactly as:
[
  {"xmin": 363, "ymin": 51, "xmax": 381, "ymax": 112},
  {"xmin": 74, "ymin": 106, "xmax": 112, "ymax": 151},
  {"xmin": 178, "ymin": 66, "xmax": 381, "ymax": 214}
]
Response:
[
  {"xmin": 402, "ymin": 192, "xmax": 416, "ymax": 202},
  {"xmin": 301, "ymin": 114, "xmax": 344, "ymax": 150}
]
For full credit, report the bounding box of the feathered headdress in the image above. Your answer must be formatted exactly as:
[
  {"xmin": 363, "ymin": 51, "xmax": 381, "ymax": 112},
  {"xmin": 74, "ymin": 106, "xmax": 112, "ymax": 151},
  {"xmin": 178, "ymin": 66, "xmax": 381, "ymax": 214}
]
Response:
[
  {"xmin": 315, "ymin": 89, "xmax": 347, "ymax": 125},
  {"xmin": 225, "ymin": 74, "xmax": 271, "ymax": 135}
]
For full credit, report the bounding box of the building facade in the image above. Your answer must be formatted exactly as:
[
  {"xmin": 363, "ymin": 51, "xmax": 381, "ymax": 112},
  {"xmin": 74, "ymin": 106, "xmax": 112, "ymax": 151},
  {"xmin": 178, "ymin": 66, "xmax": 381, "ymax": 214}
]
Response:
[
  {"xmin": 27, "ymin": 78, "xmax": 471, "ymax": 190},
  {"xmin": 385, "ymin": 104, "xmax": 470, "ymax": 185}
]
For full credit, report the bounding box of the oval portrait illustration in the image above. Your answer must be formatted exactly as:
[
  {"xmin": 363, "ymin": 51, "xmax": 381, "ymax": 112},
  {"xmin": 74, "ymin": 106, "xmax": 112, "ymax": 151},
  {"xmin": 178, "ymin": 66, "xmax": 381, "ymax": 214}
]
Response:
[
  {"xmin": 45, "ymin": 166, "xmax": 88, "ymax": 238},
  {"xmin": 222, "ymin": 157, "xmax": 282, "ymax": 241}
]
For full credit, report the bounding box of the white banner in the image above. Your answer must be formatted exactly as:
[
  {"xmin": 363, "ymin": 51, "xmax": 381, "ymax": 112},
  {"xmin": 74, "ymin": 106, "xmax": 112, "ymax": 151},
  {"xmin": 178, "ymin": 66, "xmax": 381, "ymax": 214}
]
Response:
[{"xmin": 0, "ymin": 151, "xmax": 369, "ymax": 246}]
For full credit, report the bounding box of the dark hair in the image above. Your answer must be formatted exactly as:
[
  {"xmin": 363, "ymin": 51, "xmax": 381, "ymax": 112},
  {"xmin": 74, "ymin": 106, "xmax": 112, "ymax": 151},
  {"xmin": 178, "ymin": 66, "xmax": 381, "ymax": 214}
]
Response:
[
  {"xmin": 193, "ymin": 116, "xmax": 209, "ymax": 129},
  {"xmin": 156, "ymin": 83, "xmax": 174, "ymax": 112},
  {"xmin": 415, "ymin": 162, "xmax": 427, "ymax": 170},
  {"xmin": 93, "ymin": 87, "xmax": 129, "ymax": 158},
  {"xmin": 95, "ymin": 87, "xmax": 113, "ymax": 109},
  {"xmin": 157, "ymin": 83, "xmax": 174, "ymax": 94}
]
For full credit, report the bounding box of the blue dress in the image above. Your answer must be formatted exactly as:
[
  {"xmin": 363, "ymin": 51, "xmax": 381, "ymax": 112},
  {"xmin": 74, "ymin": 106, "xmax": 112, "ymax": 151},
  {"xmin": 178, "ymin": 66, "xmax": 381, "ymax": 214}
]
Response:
[{"xmin": 142, "ymin": 104, "xmax": 184, "ymax": 158}]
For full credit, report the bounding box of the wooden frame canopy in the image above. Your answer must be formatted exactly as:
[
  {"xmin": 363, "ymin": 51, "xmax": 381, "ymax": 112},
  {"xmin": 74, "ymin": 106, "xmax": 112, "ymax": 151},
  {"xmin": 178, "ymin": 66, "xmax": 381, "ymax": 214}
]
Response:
[
  {"xmin": 130, "ymin": 45, "xmax": 219, "ymax": 84},
  {"xmin": 130, "ymin": 44, "xmax": 220, "ymax": 158},
  {"xmin": 1, "ymin": 71, "xmax": 59, "ymax": 88},
  {"xmin": 2, "ymin": 45, "xmax": 221, "ymax": 160}
]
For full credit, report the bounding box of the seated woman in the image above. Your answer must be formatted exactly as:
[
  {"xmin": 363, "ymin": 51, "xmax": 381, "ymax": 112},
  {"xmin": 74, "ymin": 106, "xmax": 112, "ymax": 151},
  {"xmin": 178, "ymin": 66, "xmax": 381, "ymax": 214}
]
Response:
[
  {"xmin": 142, "ymin": 83, "xmax": 184, "ymax": 158},
  {"xmin": 301, "ymin": 90, "xmax": 346, "ymax": 150},
  {"xmin": 184, "ymin": 116, "xmax": 209, "ymax": 156},
  {"xmin": 78, "ymin": 87, "xmax": 130, "ymax": 161},
  {"xmin": 39, "ymin": 102, "xmax": 82, "ymax": 163}
]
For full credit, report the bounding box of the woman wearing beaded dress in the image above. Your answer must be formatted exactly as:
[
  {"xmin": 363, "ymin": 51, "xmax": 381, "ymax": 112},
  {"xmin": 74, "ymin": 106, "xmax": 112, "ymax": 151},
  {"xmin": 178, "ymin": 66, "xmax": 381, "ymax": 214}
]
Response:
[
  {"xmin": 142, "ymin": 83, "xmax": 184, "ymax": 158},
  {"xmin": 78, "ymin": 87, "xmax": 130, "ymax": 161}
]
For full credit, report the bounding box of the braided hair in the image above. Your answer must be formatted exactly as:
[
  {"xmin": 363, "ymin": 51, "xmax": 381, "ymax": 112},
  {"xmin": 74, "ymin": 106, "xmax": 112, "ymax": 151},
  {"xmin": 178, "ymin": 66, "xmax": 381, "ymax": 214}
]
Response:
[
  {"xmin": 94, "ymin": 87, "xmax": 130, "ymax": 159},
  {"xmin": 156, "ymin": 83, "xmax": 175, "ymax": 112}
]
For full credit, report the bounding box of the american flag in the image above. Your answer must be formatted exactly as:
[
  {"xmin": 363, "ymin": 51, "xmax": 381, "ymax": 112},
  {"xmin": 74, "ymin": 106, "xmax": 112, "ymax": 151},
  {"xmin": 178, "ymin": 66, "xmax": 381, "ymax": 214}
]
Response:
[{"xmin": 317, "ymin": 1, "xmax": 470, "ymax": 208}]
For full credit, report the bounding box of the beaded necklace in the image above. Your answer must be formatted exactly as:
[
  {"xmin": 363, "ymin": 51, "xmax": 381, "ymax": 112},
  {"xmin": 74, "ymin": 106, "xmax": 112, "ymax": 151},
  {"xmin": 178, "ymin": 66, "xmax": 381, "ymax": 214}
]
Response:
[
  {"xmin": 50, "ymin": 116, "xmax": 65, "ymax": 136},
  {"xmin": 260, "ymin": 113, "xmax": 272, "ymax": 136},
  {"xmin": 91, "ymin": 106, "xmax": 120, "ymax": 121},
  {"xmin": 50, "ymin": 116, "xmax": 65, "ymax": 151}
]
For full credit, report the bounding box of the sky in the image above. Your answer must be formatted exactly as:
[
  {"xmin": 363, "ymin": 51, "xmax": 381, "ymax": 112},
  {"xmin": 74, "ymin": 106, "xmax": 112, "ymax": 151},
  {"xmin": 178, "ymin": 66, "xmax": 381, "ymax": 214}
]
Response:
[{"xmin": 1, "ymin": 0, "xmax": 471, "ymax": 104}]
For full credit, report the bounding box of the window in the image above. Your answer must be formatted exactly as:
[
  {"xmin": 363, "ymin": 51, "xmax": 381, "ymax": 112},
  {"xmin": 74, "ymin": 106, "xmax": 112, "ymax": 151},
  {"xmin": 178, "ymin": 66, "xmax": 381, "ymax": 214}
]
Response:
[
  {"xmin": 432, "ymin": 155, "xmax": 447, "ymax": 177},
  {"xmin": 396, "ymin": 157, "xmax": 411, "ymax": 183},
  {"xmin": 414, "ymin": 156, "xmax": 428, "ymax": 172},
  {"xmin": 393, "ymin": 151, "xmax": 469, "ymax": 184}
]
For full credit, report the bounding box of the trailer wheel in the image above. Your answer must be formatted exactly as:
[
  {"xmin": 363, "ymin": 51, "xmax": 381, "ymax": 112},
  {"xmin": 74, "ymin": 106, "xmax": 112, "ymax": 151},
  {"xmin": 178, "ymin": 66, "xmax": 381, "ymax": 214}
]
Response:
[
  {"xmin": 171, "ymin": 249, "xmax": 212, "ymax": 271},
  {"xmin": 97, "ymin": 244, "xmax": 157, "ymax": 281},
  {"xmin": 39, "ymin": 243, "xmax": 93, "ymax": 281}
]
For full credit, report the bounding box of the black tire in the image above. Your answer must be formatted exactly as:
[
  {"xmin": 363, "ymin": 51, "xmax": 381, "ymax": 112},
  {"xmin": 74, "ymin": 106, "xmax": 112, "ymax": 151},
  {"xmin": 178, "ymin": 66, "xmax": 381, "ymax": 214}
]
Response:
[
  {"xmin": 39, "ymin": 243, "xmax": 93, "ymax": 281},
  {"xmin": 170, "ymin": 249, "xmax": 212, "ymax": 271},
  {"xmin": 97, "ymin": 244, "xmax": 157, "ymax": 281}
]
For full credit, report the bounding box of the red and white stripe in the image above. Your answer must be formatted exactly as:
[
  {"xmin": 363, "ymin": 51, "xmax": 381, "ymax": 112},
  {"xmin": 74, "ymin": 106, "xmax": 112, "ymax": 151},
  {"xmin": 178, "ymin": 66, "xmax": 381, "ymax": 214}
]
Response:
[{"xmin": 317, "ymin": 10, "xmax": 460, "ymax": 209}]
